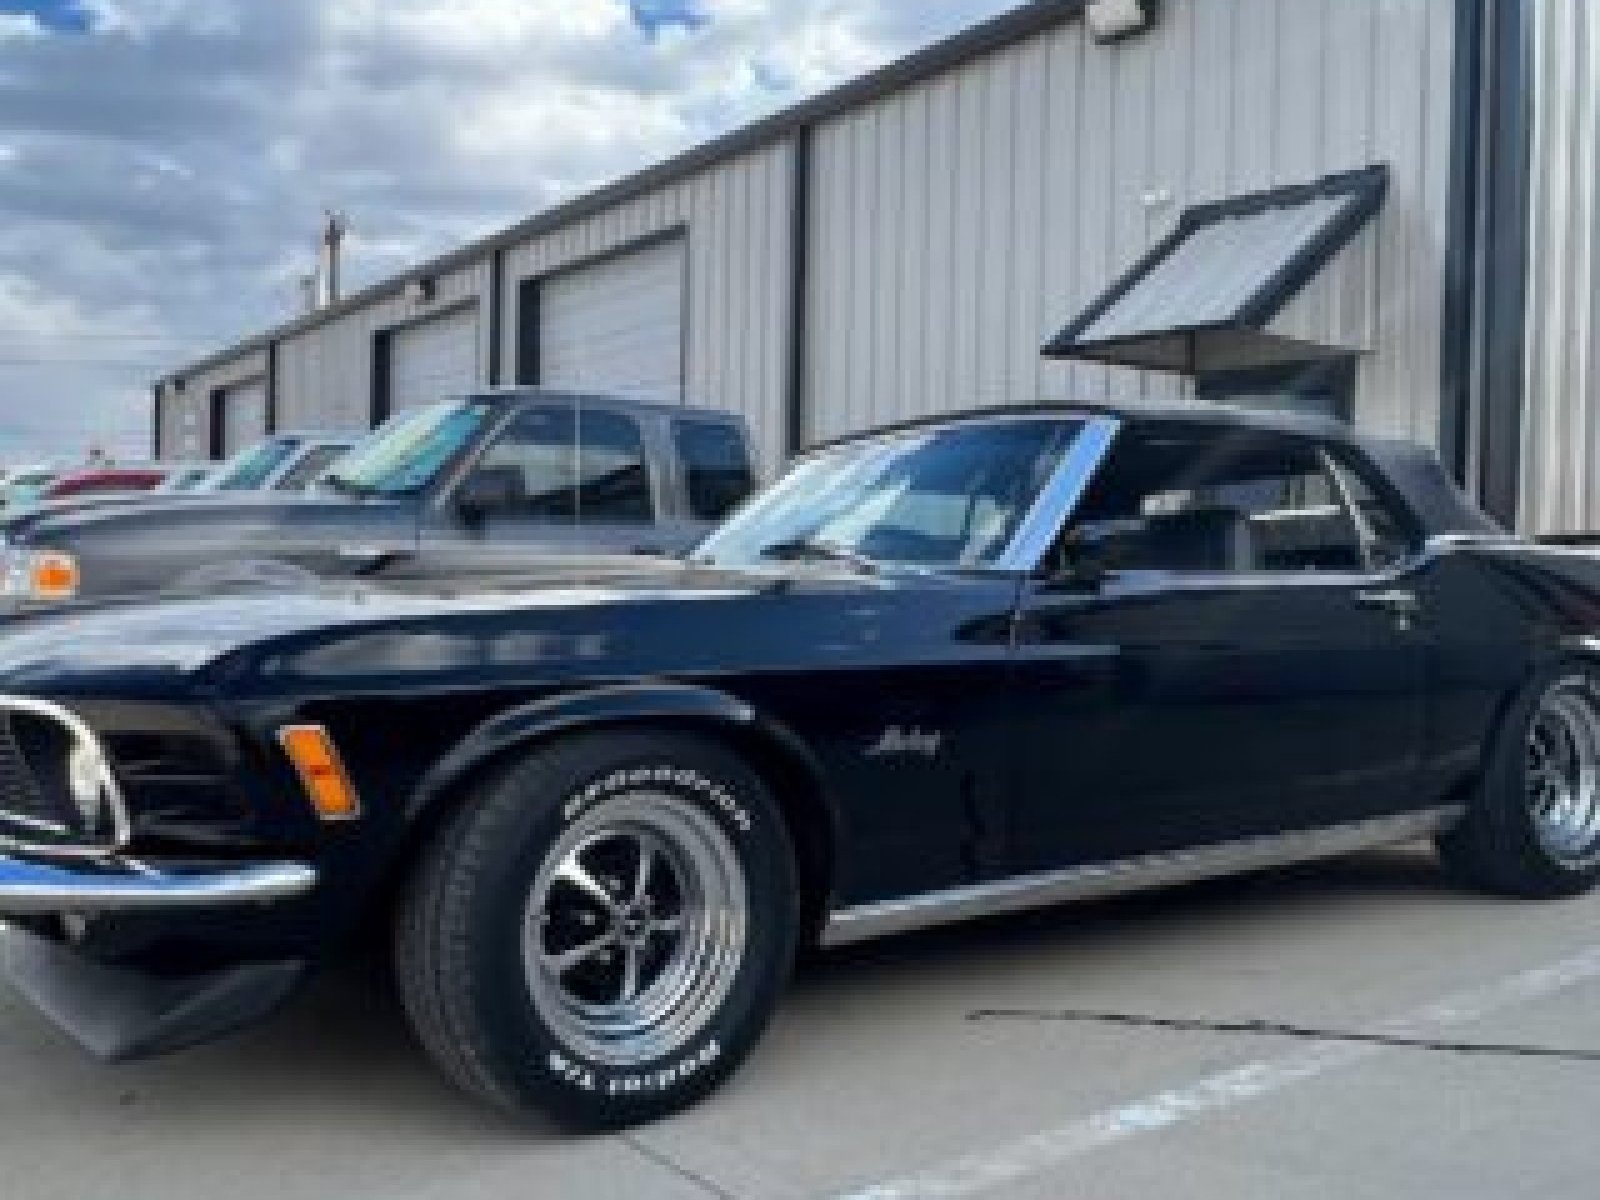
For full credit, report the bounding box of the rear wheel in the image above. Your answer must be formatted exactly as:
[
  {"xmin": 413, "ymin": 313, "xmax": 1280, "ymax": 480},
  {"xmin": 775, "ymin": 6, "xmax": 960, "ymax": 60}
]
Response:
[
  {"xmin": 395, "ymin": 730, "xmax": 798, "ymax": 1128},
  {"xmin": 1438, "ymin": 666, "xmax": 1600, "ymax": 898}
]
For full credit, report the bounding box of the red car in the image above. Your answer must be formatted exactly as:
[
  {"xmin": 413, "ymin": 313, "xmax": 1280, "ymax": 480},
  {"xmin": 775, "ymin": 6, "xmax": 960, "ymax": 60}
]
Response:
[{"xmin": 41, "ymin": 467, "xmax": 167, "ymax": 502}]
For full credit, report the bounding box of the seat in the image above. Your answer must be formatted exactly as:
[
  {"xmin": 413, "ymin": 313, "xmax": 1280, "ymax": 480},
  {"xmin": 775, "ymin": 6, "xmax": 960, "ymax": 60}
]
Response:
[{"xmin": 1112, "ymin": 507, "xmax": 1257, "ymax": 573}]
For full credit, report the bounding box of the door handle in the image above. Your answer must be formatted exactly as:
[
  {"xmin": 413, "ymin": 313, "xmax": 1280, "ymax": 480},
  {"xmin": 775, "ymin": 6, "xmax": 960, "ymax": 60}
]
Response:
[{"xmin": 1356, "ymin": 589, "xmax": 1421, "ymax": 618}]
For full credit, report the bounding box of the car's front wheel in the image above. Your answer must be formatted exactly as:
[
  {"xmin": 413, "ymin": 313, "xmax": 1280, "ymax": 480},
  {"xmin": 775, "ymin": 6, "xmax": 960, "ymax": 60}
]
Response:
[
  {"xmin": 1439, "ymin": 665, "xmax": 1600, "ymax": 898},
  {"xmin": 395, "ymin": 730, "xmax": 798, "ymax": 1128}
]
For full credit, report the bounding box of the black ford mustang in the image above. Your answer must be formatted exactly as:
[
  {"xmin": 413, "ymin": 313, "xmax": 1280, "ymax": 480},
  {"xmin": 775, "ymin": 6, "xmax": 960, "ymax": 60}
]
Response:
[{"xmin": 0, "ymin": 405, "xmax": 1597, "ymax": 1129}]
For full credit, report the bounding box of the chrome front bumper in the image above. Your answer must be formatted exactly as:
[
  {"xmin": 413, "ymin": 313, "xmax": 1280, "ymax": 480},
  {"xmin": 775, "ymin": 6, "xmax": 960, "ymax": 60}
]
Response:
[{"xmin": 0, "ymin": 856, "xmax": 317, "ymax": 916}]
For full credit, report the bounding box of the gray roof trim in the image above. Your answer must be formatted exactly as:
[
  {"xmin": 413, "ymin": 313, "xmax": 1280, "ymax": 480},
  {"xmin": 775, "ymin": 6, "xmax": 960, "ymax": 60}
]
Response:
[
  {"xmin": 161, "ymin": 0, "xmax": 1089, "ymax": 388},
  {"xmin": 1043, "ymin": 165, "xmax": 1391, "ymax": 373}
]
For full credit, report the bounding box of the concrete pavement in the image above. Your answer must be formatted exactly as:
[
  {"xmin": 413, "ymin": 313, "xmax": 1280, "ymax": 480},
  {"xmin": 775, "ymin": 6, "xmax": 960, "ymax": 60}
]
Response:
[{"xmin": 2, "ymin": 844, "xmax": 1596, "ymax": 1199}]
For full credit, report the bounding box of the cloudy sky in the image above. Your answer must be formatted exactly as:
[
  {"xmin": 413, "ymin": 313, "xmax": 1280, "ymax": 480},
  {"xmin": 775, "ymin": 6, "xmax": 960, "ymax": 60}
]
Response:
[{"xmin": 0, "ymin": 0, "xmax": 1018, "ymax": 463}]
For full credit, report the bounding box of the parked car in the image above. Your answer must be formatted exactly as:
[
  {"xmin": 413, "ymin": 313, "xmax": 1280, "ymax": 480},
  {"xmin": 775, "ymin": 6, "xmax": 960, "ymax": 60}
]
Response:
[
  {"xmin": 0, "ymin": 465, "xmax": 58, "ymax": 514},
  {"xmin": 0, "ymin": 392, "xmax": 754, "ymax": 607},
  {"xmin": 4, "ymin": 403, "xmax": 1595, "ymax": 1130},
  {"xmin": 200, "ymin": 434, "xmax": 356, "ymax": 495},
  {"xmin": 151, "ymin": 463, "xmax": 218, "ymax": 494},
  {"xmin": 41, "ymin": 466, "xmax": 167, "ymax": 503}
]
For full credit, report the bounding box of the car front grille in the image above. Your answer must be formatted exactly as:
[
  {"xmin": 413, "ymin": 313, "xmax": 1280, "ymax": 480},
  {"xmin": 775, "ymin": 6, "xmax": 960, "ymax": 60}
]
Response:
[
  {"xmin": 0, "ymin": 715, "xmax": 69, "ymax": 831},
  {"xmin": 0, "ymin": 699, "xmax": 125, "ymax": 857}
]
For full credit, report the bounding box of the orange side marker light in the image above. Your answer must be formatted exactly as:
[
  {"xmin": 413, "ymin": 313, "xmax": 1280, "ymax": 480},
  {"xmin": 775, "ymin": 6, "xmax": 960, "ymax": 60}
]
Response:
[{"xmin": 278, "ymin": 724, "xmax": 362, "ymax": 821}]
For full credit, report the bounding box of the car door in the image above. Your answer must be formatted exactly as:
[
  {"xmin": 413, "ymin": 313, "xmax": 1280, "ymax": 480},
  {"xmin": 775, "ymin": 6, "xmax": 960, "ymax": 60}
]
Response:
[
  {"xmin": 421, "ymin": 399, "xmax": 665, "ymax": 573},
  {"xmin": 1007, "ymin": 424, "xmax": 1428, "ymax": 873}
]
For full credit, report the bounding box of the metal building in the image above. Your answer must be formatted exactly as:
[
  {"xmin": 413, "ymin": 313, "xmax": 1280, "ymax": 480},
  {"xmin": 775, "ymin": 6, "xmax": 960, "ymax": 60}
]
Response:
[{"xmin": 155, "ymin": 0, "xmax": 1569, "ymax": 532}]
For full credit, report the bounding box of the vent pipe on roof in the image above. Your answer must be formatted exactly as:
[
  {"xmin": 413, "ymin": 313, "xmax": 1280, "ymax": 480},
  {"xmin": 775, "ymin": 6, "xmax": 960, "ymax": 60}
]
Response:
[{"xmin": 319, "ymin": 210, "xmax": 347, "ymax": 306}]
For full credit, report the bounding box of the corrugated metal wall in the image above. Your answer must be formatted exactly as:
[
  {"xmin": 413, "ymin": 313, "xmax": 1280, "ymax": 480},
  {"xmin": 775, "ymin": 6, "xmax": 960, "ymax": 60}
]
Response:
[
  {"xmin": 156, "ymin": 349, "xmax": 269, "ymax": 461},
  {"xmin": 801, "ymin": 0, "xmax": 1455, "ymax": 446},
  {"xmin": 1521, "ymin": 0, "xmax": 1600, "ymax": 535},
  {"xmin": 275, "ymin": 260, "xmax": 492, "ymax": 434},
  {"xmin": 499, "ymin": 140, "xmax": 794, "ymax": 475}
]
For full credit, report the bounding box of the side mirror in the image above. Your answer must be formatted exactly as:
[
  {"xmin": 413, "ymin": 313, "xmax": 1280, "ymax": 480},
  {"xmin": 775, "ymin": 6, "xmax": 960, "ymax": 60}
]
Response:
[
  {"xmin": 1040, "ymin": 533, "xmax": 1113, "ymax": 592},
  {"xmin": 454, "ymin": 468, "xmax": 522, "ymax": 527}
]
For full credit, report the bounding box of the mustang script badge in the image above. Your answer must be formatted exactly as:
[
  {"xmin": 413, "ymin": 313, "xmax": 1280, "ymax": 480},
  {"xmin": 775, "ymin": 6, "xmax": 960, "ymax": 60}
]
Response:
[{"xmin": 865, "ymin": 727, "xmax": 944, "ymax": 760}]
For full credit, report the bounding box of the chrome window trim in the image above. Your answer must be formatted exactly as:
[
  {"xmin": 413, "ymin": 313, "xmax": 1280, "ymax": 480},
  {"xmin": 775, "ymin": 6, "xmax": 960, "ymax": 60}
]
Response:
[
  {"xmin": 995, "ymin": 416, "xmax": 1123, "ymax": 573},
  {"xmin": 822, "ymin": 806, "xmax": 1464, "ymax": 947},
  {"xmin": 0, "ymin": 694, "xmax": 131, "ymax": 861}
]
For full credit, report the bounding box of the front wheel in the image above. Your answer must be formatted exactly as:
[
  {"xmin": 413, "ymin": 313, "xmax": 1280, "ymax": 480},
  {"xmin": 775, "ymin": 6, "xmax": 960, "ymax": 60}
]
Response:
[
  {"xmin": 1439, "ymin": 666, "xmax": 1600, "ymax": 898},
  {"xmin": 395, "ymin": 731, "xmax": 798, "ymax": 1128}
]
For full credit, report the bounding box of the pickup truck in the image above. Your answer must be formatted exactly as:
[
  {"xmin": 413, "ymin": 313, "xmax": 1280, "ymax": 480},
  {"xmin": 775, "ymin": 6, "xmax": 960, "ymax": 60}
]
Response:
[{"xmin": 0, "ymin": 391, "xmax": 756, "ymax": 606}]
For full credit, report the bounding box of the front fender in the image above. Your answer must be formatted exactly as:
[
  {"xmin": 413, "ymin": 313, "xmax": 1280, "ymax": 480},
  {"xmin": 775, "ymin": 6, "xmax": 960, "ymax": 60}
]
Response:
[{"xmin": 404, "ymin": 682, "xmax": 837, "ymax": 843}]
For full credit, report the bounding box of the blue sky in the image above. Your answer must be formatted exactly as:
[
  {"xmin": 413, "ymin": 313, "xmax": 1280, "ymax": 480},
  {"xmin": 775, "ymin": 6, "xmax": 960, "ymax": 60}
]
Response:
[
  {"xmin": 629, "ymin": 0, "xmax": 708, "ymax": 38},
  {"xmin": 0, "ymin": 1, "xmax": 91, "ymax": 33}
]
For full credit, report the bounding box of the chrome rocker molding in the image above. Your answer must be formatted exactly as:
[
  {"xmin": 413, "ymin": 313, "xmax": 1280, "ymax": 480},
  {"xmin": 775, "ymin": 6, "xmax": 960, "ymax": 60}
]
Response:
[
  {"xmin": 821, "ymin": 807, "xmax": 1465, "ymax": 948},
  {"xmin": 0, "ymin": 857, "xmax": 318, "ymax": 916}
]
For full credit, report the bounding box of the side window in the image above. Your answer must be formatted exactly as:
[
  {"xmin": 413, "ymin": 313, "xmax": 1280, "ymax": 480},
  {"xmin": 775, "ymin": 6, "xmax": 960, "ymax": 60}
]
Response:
[
  {"xmin": 469, "ymin": 406, "xmax": 578, "ymax": 520},
  {"xmin": 577, "ymin": 409, "xmax": 653, "ymax": 524},
  {"xmin": 674, "ymin": 419, "xmax": 755, "ymax": 520},
  {"xmin": 1065, "ymin": 428, "xmax": 1372, "ymax": 575},
  {"xmin": 1327, "ymin": 453, "xmax": 1420, "ymax": 570}
]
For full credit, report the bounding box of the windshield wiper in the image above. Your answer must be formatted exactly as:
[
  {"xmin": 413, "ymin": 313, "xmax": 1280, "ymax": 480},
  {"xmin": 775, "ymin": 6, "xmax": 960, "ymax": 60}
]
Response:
[{"xmin": 758, "ymin": 537, "xmax": 879, "ymax": 574}]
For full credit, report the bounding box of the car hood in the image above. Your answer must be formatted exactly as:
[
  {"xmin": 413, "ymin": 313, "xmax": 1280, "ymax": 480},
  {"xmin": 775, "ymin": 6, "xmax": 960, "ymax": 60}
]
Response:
[
  {"xmin": 0, "ymin": 490, "xmax": 367, "ymax": 543},
  {"xmin": 0, "ymin": 559, "xmax": 852, "ymax": 687}
]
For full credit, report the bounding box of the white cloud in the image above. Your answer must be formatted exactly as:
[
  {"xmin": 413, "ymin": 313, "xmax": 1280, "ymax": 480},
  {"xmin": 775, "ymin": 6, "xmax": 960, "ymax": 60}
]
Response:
[
  {"xmin": 0, "ymin": 14, "xmax": 47, "ymax": 40},
  {"xmin": 0, "ymin": 0, "xmax": 1020, "ymax": 461}
]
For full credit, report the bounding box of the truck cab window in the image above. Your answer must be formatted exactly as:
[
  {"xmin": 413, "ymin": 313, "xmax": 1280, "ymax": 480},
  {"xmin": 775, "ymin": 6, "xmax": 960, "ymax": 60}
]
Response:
[
  {"xmin": 674, "ymin": 419, "xmax": 755, "ymax": 520},
  {"xmin": 577, "ymin": 409, "xmax": 653, "ymax": 524},
  {"xmin": 469, "ymin": 406, "xmax": 578, "ymax": 520}
]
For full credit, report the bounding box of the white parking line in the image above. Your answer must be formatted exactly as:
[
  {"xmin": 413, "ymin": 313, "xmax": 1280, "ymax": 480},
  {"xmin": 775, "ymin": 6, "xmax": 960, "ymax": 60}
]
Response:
[{"xmin": 835, "ymin": 943, "xmax": 1600, "ymax": 1200}]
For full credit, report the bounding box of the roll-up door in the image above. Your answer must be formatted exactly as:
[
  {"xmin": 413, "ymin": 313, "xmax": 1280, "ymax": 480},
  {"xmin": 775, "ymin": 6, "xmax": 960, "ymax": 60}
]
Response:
[
  {"xmin": 537, "ymin": 237, "xmax": 685, "ymax": 400},
  {"xmin": 389, "ymin": 306, "xmax": 482, "ymax": 417},
  {"xmin": 220, "ymin": 379, "xmax": 269, "ymax": 456}
]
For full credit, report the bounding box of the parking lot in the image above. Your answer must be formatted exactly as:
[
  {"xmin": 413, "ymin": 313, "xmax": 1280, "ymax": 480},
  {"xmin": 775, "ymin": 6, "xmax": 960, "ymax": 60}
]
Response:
[{"xmin": 2, "ymin": 843, "xmax": 1595, "ymax": 1200}]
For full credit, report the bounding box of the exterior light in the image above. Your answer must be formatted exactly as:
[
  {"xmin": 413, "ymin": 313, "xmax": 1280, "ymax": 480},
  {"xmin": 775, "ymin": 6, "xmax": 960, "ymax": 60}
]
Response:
[
  {"xmin": 1087, "ymin": 0, "xmax": 1159, "ymax": 44},
  {"xmin": 279, "ymin": 724, "xmax": 362, "ymax": 822}
]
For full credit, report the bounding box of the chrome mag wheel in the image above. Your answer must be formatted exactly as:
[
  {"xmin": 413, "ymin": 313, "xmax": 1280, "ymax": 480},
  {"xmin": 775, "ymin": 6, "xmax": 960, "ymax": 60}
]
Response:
[
  {"xmin": 1526, "ymin": 679, "xmax": 1600, "ymax": 866},
  {"xmin": 523, "ymin": 791, "xmax": 749, "ymax": 1068}
]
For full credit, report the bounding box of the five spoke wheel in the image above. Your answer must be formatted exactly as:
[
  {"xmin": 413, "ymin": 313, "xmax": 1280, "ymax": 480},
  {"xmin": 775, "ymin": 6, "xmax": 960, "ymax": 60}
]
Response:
[
  {"xmin": 523, "ymin": 791, "xmax": 748, "ymax": 1068},
  {"xmin": 1525, "ymin": 680, "xmax": 1600, "ymax": 866}
]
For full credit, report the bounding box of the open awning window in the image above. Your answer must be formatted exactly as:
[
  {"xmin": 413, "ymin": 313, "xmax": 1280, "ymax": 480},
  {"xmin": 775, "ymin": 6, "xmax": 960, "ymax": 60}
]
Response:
[{"xmin": 1043, "ymin": 165, "xmax": 1389, "ymax": 375}]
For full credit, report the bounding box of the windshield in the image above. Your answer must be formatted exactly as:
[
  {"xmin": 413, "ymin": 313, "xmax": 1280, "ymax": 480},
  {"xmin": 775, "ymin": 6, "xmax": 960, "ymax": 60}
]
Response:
[
  {"xmin": 210, "ymin": 438, "xmax": 299, "ymax": 491},
  {"xmin": 692, "ymin": 418, "xmax": 1083, "ymax": 571},
  {"xmin": 155, "ymin": 467, "xmax": 213, "ymax": 493},
  {"xmin": 323, "ymin": 401, "xmax": 493, "ymax": 495}
]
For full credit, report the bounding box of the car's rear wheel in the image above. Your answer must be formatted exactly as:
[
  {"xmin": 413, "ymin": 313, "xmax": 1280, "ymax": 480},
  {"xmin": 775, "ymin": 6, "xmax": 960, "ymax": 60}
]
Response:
[
  {"xmin": 1438, "ymin": 666, "xmax": 1600, "ymax": 898},
  {"xmin": 394, "ymin": 730, "xmax": 798, "ymax": 1128}
]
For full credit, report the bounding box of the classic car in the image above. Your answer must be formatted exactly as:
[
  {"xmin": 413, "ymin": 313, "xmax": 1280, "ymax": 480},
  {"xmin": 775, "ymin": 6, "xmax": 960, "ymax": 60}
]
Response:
[
  {"xmin": 0, "ymin": 392, "xmax": 755, "ymax": 608},
  {"xmin": 0, "ymin": 404, "xmax": 1596, "ymax": 1130},
  {"xmin": 41, "ymin": 466, "xmax": 168, "ymax": 503}
]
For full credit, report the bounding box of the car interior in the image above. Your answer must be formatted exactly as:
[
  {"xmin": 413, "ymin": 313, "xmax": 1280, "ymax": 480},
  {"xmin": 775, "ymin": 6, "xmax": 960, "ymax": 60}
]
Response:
[{"xmin": 1057, "ymin": 425, "xmax": 1408, "ymax": 576}]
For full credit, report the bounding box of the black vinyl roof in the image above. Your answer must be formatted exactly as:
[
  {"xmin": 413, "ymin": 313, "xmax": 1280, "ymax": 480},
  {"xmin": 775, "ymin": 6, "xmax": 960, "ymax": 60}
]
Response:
[{"xmin": 813, "ymin": 402, "xmax": 1502, "ymax": 537}]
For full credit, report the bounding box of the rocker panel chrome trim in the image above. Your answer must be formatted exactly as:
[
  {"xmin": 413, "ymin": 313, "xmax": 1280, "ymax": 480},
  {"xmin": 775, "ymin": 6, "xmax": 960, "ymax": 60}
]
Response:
[{"xmin": 821, "ymin": 807, "xmax": 1465, "ymax": 948}]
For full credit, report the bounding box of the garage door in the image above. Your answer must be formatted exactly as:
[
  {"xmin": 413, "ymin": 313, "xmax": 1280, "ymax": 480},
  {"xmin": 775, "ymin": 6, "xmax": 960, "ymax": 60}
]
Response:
[
  {"xmin": 389, "ymin": 306, "xmax": 482, "ymax": 416},
  {"xmin": 538, "ymin": 237, "xmax": 685, "ymax": 400},
  {"xmin": 220, "ymin": 379, "xmax": 269, "ymax": 457}
]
